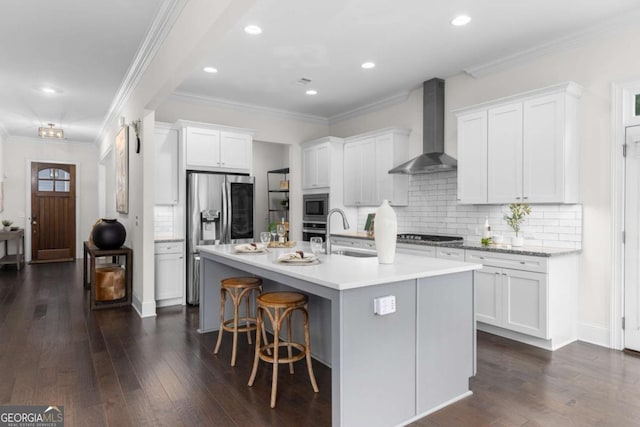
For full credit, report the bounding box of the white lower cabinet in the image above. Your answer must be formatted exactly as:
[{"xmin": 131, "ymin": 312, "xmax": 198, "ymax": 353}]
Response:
[
  {"xmin": 466, "ymin": 250, "xmax": 577, "ymax": 350},
  {"xmin": 155, "ymin": 241, "xmax": 185, "ymax": 307}
]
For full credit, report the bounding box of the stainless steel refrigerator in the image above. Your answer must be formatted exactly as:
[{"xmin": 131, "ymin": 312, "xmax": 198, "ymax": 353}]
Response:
[{"xmin": 186, "ymin": 172, "xmax": 255, "ymax": 305}]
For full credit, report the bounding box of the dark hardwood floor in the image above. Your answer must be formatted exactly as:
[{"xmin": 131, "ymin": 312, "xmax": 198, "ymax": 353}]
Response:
[{"xmin": 2, "ymin": 262, "xmax": 640, "ymax": 426}]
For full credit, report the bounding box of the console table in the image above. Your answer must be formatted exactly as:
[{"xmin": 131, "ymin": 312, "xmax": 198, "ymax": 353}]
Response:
[
  {"xmin": 83, "ymin": 241, "xmax": 133, "ymax": 309},
  {"xmin": 0, "ymin": 229, "xmax": 25, "ymax": 270}
]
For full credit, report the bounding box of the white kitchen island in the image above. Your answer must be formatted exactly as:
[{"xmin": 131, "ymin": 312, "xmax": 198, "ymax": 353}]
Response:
[{"xmin": 198, "ymin": 243, "xmax": 481, "ymax": 427}]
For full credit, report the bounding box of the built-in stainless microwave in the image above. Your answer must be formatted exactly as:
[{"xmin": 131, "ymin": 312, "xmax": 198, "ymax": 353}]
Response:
[{"xmin": 303, "ymin": 193, "xmax": 329, "ymax": 222}]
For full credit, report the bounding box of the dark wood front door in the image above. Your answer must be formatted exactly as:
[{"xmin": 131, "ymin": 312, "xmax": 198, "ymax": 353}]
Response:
[{"xmin": 31, "ymin": 162, "xmax": 76, "ymax": 263}]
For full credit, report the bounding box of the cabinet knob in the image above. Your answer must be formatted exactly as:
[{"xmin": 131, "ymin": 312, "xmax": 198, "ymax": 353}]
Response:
[
  {"xmin": 515, "ymin": 197, "xmax": 521, "ymax": 200},
  {"xmin": 523, "ymin": 197, "xmax": 529, "ymax": 200},
  {"xmin": 520, "ymin": 261, "xmax": 525, "ymax": 264}
]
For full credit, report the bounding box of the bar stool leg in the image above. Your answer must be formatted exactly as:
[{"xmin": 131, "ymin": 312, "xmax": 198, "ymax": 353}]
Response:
[
  {"xmin": 303, "ymin": 306, "xmax": 319, "ymax": 393},
  {"xmin": 286, "ymin": 312, "xmax": 294, "ymax": 374},
  {"xmin": 270, "ymin": 307, "xmax": 281, "ymax": 408},
  {"xmin": 245, "ymin": 289, "xmax": 253, "ymax": 345},
  {"xmin": 231, "ymin": 290, "xmax": 240, "ymax": 367},
  {"xmin": 248, "ymin": 306, "xmax": 262, "ymax": 387},
  {"xmin": 213, "ymin": 288, "xmax": 226, "ymax": 356}
]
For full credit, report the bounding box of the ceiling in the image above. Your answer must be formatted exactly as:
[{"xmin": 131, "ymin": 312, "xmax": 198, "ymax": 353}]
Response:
[
  {"xmin": 0, "ymin": 0, "xmax": 162, "ymax": 143},
  {"xmin": 3, "ymin": 1, "xmax": 640, "ymax": 144},
  {"xmin": 176, "ymin": 0, "xmax": 640, "ymax": 120}
]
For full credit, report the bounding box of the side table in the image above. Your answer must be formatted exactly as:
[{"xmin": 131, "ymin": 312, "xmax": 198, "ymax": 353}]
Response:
[
  {"xmin": 0, "ymin": 229, "xmax": 25, "ymax": 270},
  {"xmin": 83, "ymin": 241, "xmax": 133, "ymax": 309}
]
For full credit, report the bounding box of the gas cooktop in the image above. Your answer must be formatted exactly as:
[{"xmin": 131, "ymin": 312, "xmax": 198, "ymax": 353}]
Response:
[{"xmin": 396, "ymin": 233, "xmax": 463, "ymax": 245}]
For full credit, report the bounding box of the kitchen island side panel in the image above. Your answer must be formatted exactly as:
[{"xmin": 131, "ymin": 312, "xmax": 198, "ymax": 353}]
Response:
[
  {"xmin": 417, "ymin": 271, "xmax": 474, "ymax": 414},
  {"xmin": 340, "ymin": 279, "xmax": 417, "ymax": 427}
]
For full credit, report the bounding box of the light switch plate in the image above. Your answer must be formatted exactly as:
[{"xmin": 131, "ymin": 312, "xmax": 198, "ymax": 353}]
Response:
[{"xmin": 374, "ymin": 295, "xmax": 396, "ymax": 316}]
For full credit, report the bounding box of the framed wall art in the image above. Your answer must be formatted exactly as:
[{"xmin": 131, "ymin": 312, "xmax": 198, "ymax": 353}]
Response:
[{"xmin": 115, "ymin": 125, "xmax": 129, "ymax": 214}]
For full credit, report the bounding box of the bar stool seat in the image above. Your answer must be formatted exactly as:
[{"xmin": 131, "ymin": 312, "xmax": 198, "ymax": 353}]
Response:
[
  {"xmin": 248, "ymin": 291, "xmax": 319, "ymax": 408},
  {"xmin": 213, "ymin": 276, "xmax": 267, "ymax": 367}
]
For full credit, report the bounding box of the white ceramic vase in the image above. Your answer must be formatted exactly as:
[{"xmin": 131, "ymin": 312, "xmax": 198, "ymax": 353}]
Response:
[
  {"xmin": 374, "ymin": 200, "xmax": 397, "ymax": 264},
  {"xmin": 511, "ymin": 236, "xmax": 524, "ymax": 247}
]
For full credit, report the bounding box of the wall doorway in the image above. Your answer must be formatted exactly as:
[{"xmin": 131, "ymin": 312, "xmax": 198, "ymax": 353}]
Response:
[{"xmin": 30, "ymin": 162, "xmax": 76, "ymax": 263}]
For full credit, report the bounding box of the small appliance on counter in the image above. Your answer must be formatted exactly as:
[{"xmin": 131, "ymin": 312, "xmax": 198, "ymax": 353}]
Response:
[{"xmin": 186, "ymin": 172, "xmax": 255, "ymax": 305}]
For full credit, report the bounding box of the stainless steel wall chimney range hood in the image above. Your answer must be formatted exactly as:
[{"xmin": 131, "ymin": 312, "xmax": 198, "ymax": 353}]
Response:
[{"xmin": 388, "ymin": 78, "xmax": 457, "ymax": 174}]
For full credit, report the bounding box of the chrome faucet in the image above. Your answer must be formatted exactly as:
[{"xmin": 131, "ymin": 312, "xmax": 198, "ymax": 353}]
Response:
[{"xmin": 326, "ymin": 208, "xmax": 350, "ymax": 255}]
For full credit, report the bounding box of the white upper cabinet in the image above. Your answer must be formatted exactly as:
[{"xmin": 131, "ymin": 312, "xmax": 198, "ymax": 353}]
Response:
[
  {"xmin": 455, "ymin": 82, "xmax": 583, "ymax": 204},
  {"xmin": 487, "ymin": 103, "xmax": 523, "ymax": 203},
  {"xmin": 302, "ymin": 142, "xmax": 331, "ymax": 189},
  {"xmin": 154, "ymin": 124, "xmax": 179, "ymax": 205},
  {"xmin": 185, "ymin": 127, "xmax": 220, "ymax": 169},
  {"xmin": 220, "ymin": 131, "xmax": 251, "ymax": 170},
  {"xmin": 343, "ymin": 128, "xmax": 410, "ymax": 206},
  {"xmin": 181, "ymin": 121, "xmax": 253, "ymax": 172},
  {"xmin": 457, "ymin": 111, "xmax": 487, "ymax": 204}
]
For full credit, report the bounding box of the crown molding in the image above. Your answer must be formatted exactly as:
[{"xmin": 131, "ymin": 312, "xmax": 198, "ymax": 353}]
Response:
[
  {"xmin": 327, "ymin": 91, "xmax": 410, "ymax": 125},
  {"xmin": 169, "ymin": 92, "xmax": 329, "ymax": 125},
  {"xmin": 94, "ymin": 0, "xmax": 188, "ymax": 144},
  {"xmin": 464, "ymin": 8, "xmax": 640, "ymax": 78}
]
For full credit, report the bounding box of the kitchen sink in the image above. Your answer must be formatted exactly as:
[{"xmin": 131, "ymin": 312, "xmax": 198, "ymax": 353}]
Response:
[{"xmin": 332, "ymin": 250, "xmax": 377, "ymax": 258}]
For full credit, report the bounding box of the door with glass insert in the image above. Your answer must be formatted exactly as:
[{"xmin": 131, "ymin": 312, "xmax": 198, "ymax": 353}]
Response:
[{"xmin": 30, "ymin": 162, "xmax": 76, "ymax": 262}]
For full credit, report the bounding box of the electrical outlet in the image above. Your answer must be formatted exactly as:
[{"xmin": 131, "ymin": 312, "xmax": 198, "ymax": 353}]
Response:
[{"xmin": 374, "ymin": 295, "xmax": 396, "ymax": 316}]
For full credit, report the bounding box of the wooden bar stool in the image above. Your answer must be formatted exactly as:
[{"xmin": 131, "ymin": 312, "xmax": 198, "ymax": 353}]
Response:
[
  {"xmin": 213, "ymin": 276, "xmax": 267, "ymax": 367},
  {"xmin": 248, "ymin": 291, "xmax": 319, "ymax": 408}
]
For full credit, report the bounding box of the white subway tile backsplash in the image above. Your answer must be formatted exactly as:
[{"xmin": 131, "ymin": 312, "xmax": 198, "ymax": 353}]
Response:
[{"xmin": 355, "ymin": 170, "xmax": 582, "ymax": 249}]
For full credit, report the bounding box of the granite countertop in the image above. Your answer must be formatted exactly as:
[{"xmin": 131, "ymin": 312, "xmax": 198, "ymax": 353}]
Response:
[
  {"xmin": 330, "ymin": 232, "xmax": 580, "ymax": 257},
  {"xmin": 154, "ymin": 237, "xmax": 185, "ymax": 243}
]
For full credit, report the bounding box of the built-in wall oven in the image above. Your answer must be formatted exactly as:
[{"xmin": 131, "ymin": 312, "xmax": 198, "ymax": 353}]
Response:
[{"xmin": 302, "ymin": 193, "xmax": 329, "ymax": 241}]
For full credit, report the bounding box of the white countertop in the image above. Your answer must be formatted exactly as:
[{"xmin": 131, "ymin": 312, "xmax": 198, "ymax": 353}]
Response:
[{"xmin": 197, "ymin": 242, "xmax": 481, "ymax": 291}]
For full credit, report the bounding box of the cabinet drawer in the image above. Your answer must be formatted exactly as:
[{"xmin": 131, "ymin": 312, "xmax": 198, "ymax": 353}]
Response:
[
  {"xmin": 361, "ymin": 240, "xmax": 376, "ymax": 250},
  {"xmin": 154, "ymin": 241, "xmax": 184, "ymax": 254},
  {"xmin": 396, "ymin": 244, "xmax": 436, "ymax": 257},
  {"xmin": 465, "ymin": 250, "xmax": 548, "ymax": 273},
  {"xmin": 436, "ymin": 247, "xmax": 465, "ymax": 260},
  {"xmin": 330, "ymin": 237, "xmax": 359, "ymax": 248}
]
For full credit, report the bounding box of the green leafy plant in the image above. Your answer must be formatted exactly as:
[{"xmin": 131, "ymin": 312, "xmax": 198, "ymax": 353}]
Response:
[
  {"xmin": 268, "ymin": 221, "xmax": 278, "ymax": 233},
  {"xmin": 2, "ymin": 220, "xmax": 12, "ymax": 227},
  {"xmin": 480, "ymin": 237, "xmax": 493, "ymax": 246},
  {"xmin": 503, "ymin": 203, "xmax": 531, "ymax": 237}
]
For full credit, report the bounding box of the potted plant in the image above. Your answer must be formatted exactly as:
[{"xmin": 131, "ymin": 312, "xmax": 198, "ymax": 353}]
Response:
[
  {"xmin": 2, "ymin": 220, "xmax": 13, "ymax": 231},
  {"xmin": 503, "ymin": 203, "xmax": 531, "ymax": 247}
]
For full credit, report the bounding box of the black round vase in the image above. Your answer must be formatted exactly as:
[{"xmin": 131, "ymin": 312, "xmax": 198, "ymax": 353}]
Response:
[{"xmin": 92, "ymin": 219, "xmax": 126, "ymax": 250}]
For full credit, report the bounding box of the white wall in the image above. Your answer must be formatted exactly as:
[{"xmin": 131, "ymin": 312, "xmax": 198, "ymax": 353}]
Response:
[
  {"xmin": 327, "ymin": 23, "xmax": 640, "ymax": 346},
  {"xmin": 2, "ymin": 137, "xmax": 98, "ymax": 260}
]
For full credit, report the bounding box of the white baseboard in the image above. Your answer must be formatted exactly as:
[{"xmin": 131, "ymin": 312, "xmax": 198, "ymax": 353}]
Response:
[
  {"xmin": 477, "ymin": 323, "xmax": 575, "ymax": 351},
  {"xmin": 132, "ymin": 293, "xmax": 157, "ymax": 318},
  {"xmin": 398, "ymin": 391, "xmax": 473, "ymax": 427},
  {"xmin": 577, "ymin": 322, "xmax": 610, "ymax": 348}
]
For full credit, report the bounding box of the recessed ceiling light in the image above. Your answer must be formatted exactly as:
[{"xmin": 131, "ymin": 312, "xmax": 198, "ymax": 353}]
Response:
[
  {"xmin": 361, "ymin": 62, "xmax": 376, "ymax": 69},
  {"xmin": 451, "ymin": 15, "xmax": 471, "ymax": 26},
  {"xmin": 244, "ymin": 25, "xmax": 262, "ymax": 35},
  {"xmin": 40, "ymin": 87, "xmax": 57, "ymax": 94},
  {"xmin": 306, "ymin": 90, "xmax": 318, "ymax": 96},
  {"xmin": 203, "ymin": 67, "xmax": 218, "ymax": 73}
]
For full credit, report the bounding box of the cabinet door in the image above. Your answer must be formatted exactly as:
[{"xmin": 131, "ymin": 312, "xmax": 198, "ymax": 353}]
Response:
[
  {"xmin": 375, "ymin": 134, "xmax": 394, "ymax": 204},
  {"xmin": 155, "ymin": 253, "xmax": 185, "ymax": 300},
  {"xmin": 474, "ymin": 266, "xmax": 503, "ymax": 326},
  {"xmin": 503, "ymin": 268, "xmax": 548, "ymax": 338},
  {"xmin": 457, "ymin": 111, "xmax": 488, "ymax": 203},
  {"xmin": 488, "ymin": 103, "xmax": 523, "ymax": 203},
  {"xmin": 523, "ymin": 93, "xmax": 564, "ymax": 202},
  {"xmin": 154, "ymin": 127, "xmax": 179, "ymax": 205},
  {"xmin": 220, "ymin": 131, "xmax": 251, "ymax": 170},
  {"xmin": 185, "ymin": 128, "xmax": 220, "ymax": 168},
  {"xmin": 359, "ymin": 138, "xmax": 377, "ymax": 204},
  {"xmin": 315, "ymin": 144, "xmax": 330, "ymax": 187},
  {"xmin": 302, "ymin": 146, "xmax": 317, "ymax": 189},
  {"xmin": 343, "ymin": 142, "xmax": 362, "ymax": 205}
]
